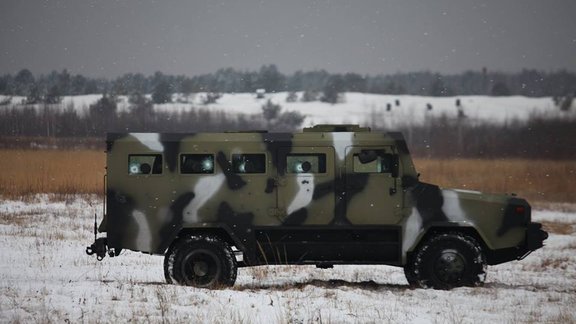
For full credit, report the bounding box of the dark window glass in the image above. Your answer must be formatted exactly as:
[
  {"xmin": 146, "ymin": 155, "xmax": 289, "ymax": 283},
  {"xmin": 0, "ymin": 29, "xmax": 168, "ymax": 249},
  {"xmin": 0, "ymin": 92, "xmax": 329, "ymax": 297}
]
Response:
[
  {"xmin": 180, "ymin": 154, "xmax": 214, "ymax": 174},
  {"xmin": 232, "ymin": 154, "xmax": 266, "ymax": 174},
  {"xmin": 286, "ymin": 154, "xmax": 326, "ymax": 174},
  {"xmin": 128, "ymin": 154, "xmax": 163, "ymax": 175},
  {"xmin": 353, "ymin": 150, "xmax": 393, "ymax": 173}
]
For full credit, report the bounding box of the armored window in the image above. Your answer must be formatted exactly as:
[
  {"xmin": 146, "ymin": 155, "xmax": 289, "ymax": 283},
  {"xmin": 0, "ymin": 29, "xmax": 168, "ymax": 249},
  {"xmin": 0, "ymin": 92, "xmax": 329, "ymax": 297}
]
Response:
[
  {"xmin": 232, "ymin": 154, "xmax": 266, "ymax": 174},
  {"xmin": 128, "ymin": 154, "xmax": 163, "ymax": 175},
  {"xmin": 353, "ymin": 150, "xmax": 393, "ymax": 173},
  {"xmin": 286, "ymin": 154, "xmax": 326, "ymax": 174},
  {"xmin": 180, "ymin": 154, "xmax": 214, "ymax": 174}
]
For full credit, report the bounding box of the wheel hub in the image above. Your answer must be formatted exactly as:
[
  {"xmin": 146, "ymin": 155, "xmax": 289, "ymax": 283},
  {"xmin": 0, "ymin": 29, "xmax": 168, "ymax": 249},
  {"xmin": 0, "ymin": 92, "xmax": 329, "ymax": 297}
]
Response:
[
  {"xmin": 181, "ymin": 249, "xmax": 221, "ymax": 287},
  {"xmin": 434, "ymin": 249, "xmax": 466, "ymax": 283},
  {"xmin": 193, "ymin": 261, "xmax": 209, "ymax": 277}
]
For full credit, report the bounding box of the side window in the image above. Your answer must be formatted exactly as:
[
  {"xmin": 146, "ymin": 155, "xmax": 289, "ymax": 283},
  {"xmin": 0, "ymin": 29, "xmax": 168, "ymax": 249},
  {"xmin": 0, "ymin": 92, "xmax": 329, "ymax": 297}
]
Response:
[
  {"xmin": 232, "ymin": 154, "xmax": 266, "ymax": 174},
  {"xmin": 129, "ymin": 154, "xmax": 163, "ymax": 175},
  {"xmin": 353, "ymin": 150, "xmax": 393, "ymax": 173},
  {"xmin": 286, "ymin": 154, "xmax": 326, "ymax": 174},
  {"xmin": 180, "ymin": 154, "xmax": 214, "ymax": 174}
]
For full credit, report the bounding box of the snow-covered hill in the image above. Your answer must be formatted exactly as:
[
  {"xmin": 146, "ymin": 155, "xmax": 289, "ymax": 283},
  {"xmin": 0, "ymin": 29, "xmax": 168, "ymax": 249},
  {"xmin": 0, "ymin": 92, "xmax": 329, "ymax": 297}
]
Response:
[{"xmin": 2, "ymin": 93, "xmax": 573, "ymax": 129}]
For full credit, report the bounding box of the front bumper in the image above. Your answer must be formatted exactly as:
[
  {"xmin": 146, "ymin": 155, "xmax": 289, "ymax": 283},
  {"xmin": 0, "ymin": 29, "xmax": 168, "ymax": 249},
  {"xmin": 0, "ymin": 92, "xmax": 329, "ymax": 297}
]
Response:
[
  {"xmin": 487, "ymin": 222, "xmax": 548, "ymax": 265},
  {"xmin": 524, "ymin": 222, "xmax": 549, "ymax": 252}
]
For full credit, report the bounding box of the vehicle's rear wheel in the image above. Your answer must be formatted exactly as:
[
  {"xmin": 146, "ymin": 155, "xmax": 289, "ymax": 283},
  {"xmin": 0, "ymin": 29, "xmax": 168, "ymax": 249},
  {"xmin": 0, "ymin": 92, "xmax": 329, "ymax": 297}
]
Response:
[
  {"xmin": 405, "ymin": 232, "xmax": 486, "ymax": 290},
  {"xmin": 164, "ymin": 235, "xmax": 237, "ymax": 288}
]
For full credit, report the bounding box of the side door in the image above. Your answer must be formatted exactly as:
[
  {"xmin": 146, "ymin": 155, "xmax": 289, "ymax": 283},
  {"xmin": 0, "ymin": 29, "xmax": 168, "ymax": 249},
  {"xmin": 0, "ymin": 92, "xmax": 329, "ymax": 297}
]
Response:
[
  {"xmin": 253, "ymin": 147, "xmax": 337, "ymax": 264},
  {"xmin": 345, "ymin": 146, "xmax": 403, "ymax": 225},
  {"xmin": 275, "ymin": 146, "xmax": 335, "ymax": 225},
  {"xmin": 254, "ymin": 146, "xmax": 402, "ymax": 265},
  {"xmin": 107, "ymin": 153, "xmax": 166, "ymax": 253}
]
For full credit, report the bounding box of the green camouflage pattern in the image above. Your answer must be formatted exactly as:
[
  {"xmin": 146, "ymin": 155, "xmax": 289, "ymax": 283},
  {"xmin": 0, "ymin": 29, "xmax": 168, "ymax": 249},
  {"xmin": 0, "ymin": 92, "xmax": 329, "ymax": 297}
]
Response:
[{"xmin": 98, "ymin": 125, "xmax": 541, "ymax": 266}]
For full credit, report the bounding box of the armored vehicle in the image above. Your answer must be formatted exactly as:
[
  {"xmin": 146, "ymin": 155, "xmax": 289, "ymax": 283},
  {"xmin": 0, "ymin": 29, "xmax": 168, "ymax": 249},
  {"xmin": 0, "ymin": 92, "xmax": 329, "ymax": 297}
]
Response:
[{"xmin": 87, "ymin": 125, "xmax": 548, "ymax": 289}]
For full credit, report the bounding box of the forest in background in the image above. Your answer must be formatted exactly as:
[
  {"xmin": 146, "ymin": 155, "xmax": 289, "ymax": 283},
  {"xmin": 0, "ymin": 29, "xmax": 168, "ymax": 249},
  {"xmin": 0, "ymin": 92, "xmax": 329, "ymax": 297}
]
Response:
[
  {"xmin": 1, "ymin": 65, "xmax": 576, "ymax": 101},
  {"xmin": 0, "ymin": 99, "xmax": 574, "ymax": 159},
  {"xmin": 0, "ymin": 66, "xmax": 575, "ymax": 159}
]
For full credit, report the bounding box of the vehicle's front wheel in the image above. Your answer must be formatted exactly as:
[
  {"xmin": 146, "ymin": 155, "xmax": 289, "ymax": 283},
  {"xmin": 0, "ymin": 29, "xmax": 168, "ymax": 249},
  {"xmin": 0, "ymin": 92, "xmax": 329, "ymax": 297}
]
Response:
[
  {"xmin": 164, "ymin": 235, "xmax": 237, "ymax": 288},
  {"xmin": 405, "ymin": 232, "xmax": 486, "ymax": 290}
]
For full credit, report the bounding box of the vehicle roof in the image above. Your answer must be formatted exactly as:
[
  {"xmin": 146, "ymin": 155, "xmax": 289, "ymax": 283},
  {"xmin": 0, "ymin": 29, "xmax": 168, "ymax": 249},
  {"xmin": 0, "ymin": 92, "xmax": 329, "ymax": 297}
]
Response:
[{"xmin": 107, "ymin": 130, "xmax": 406, "ymax": 146}]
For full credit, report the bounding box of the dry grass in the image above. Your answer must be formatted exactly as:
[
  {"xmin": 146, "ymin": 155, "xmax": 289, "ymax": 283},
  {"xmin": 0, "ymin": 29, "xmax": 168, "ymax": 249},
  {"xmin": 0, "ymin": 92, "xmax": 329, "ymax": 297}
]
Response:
[
  {"xmin": 0, "ymin": 149, "xmax": 105, "ymax": 198},
  {"xmin": 414, "ymin": 158, "xmax": 576, "ymax": 204},
  {"xmin": 0, "ymin": 149, "xmax": 573, "ymax": 204},
  {"xmin": 537, "ymin": 256, "xmax": 571, "ymax": 270},
  {"xmin": 541, "ymin": 221, "xmax": 575, "ymax": 235}
]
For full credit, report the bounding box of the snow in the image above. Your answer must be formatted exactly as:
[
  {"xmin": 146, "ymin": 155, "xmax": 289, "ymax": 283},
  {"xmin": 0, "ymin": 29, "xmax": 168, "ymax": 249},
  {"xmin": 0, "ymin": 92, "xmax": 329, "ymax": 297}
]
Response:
[
  {"xmin": 1, "ymin": 93, "xmax": 573, "ymax": 128},
  {"xmin": 0, "ymin": 195, "xmax": 574, "ymax": 323}
]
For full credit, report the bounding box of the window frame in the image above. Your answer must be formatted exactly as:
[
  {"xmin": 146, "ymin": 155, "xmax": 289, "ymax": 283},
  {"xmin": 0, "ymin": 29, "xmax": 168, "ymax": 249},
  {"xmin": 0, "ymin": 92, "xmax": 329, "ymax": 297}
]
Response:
[
  {"xmin": 231, "ymin": 153, "xmax": 267, "ymax": 174},
  {"xmin": 128, "ymin": 154, "xmax": 164, "ymax": 176},
  {"xmin": 179, "ymin": 153, "xmax": 215, "ymax": 174},
  {"xmin": 285, "ymin": 153, "xmax": 327, "ymax": 174},
  {"xmin": 352, "ymin": 150, "xmax": 394, "ymax": 174}
]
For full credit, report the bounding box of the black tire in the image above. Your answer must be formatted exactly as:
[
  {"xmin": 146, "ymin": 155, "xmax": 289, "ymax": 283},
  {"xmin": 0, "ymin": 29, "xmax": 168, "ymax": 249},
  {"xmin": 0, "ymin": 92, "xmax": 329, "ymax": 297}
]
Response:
[
  {"xmin": 165, "ymin": 235, "xmax": 237, "ymax": 288},
  {"xmin": 164, "ymin": 238, "xmax": 182, "ymax": 284},
  {"xmin": 404, "ymin": 232, "xmax": 486, "ymax": 290}
]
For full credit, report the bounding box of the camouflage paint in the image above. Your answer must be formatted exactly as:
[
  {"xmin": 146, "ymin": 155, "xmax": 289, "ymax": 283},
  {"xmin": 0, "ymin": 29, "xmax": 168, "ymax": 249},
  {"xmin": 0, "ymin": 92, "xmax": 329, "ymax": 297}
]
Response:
[{"xmin": 99, "ymin": 125, "xmax": 543, "ymax": 267}]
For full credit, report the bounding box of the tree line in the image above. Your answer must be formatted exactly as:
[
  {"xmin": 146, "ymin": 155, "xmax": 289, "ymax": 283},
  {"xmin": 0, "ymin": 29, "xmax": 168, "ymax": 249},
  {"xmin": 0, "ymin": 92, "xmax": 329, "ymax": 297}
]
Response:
[
  {"xmin": 0, "ymin": 96, "xmax": 304, "ymax": 139},
  {"xmin": 1, "ymin": 95, "xmax": 574, "ymax": 159},
  {"xmin": 389, "ymin": 116, "xmax": 576, "ymax": 159},
  {"xmin": 1, "ymin": 65, "xmax": 575, "ymax": 159},
  {"xmin": 1, "ymin": 66, "xmax": 576, "ymax": 104}
]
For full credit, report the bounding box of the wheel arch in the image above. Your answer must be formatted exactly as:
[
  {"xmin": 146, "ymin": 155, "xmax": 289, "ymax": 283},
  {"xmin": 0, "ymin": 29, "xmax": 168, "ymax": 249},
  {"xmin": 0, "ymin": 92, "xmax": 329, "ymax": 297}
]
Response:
[
  {"xmin": 407, "ymin": 225, "xmax": 490, "ymax": 261},
  {"xmin": 404, "ymin": 228, "xmax": 488, "ymax": 289},
  {"xmin": 171, "ymin": 224, "xmax": 246, "ymax": 253}
]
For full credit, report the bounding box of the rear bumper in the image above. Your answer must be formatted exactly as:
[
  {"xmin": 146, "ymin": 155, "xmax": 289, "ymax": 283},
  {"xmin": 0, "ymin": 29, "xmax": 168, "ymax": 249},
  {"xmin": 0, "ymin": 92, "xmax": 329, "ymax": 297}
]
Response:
[
  {"xmin": 86, "ymin": 237, "xmax": 108, "ymax": 261},
  {"xmin": 487, "ymin": 222, "xmax": 548, "ymax": 265}
]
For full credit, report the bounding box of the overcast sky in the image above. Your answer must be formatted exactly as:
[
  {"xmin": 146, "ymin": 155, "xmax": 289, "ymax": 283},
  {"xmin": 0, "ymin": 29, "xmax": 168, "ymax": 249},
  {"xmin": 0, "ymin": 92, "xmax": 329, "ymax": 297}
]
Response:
[{"xmin": 1, "ymin": 0, "xmax": 575, "ymax": 78}]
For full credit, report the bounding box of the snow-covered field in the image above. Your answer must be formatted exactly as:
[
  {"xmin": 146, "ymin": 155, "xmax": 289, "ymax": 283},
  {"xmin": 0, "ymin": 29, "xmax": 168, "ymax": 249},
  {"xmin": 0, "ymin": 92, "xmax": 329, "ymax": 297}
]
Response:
[
  {"xmin": 2, "ymin": 92, "xmax": 573, "ymax": 128},
  {"xmin": 0, "ymin": 196, "xmax": 574, "ymax": 323}
]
